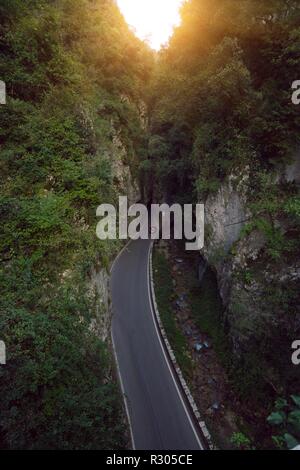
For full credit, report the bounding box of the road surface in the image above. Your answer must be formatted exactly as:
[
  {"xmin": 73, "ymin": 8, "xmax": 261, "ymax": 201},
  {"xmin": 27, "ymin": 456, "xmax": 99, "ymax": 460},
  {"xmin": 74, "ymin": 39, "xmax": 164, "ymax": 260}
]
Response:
[{"xmin": 111, "ymin": 239, "xmax": 204, "ymax": 450}]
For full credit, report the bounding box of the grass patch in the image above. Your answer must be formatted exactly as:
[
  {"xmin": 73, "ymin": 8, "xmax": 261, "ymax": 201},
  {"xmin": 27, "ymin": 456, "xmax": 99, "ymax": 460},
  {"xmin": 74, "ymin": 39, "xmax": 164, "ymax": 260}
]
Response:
[
  {"xmin": 188, "ymin": 268, "xmax": 231, "ymax": 368},
  {"xmin": 153, "ymin": 248, "xmax": 193, "ymax": 379}
]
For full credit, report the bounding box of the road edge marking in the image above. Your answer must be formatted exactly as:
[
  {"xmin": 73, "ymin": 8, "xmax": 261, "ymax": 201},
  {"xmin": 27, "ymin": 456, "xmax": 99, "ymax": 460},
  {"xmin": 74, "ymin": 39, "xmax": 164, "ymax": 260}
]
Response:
[
  {"xmin": 111, "ymin": 330, "xmax": 136, "ymax": 450},
  {"xmin": 110, "ymin": 240, "xmax": 133, "ymax": 274},
  {"xmin": 148, "ymin": 241, "xmax": 215, "ymax": 450},
  {"xmin": 110, "ymin": 239, "xmax": 136, "ymax": 450}
]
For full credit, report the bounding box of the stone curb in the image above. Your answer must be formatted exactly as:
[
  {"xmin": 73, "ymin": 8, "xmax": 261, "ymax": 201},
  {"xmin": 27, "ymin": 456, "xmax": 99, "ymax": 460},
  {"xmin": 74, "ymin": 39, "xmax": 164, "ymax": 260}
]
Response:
[{"xmin": 149, "ymin": 242, "xmax": 215, "ymax": 450}]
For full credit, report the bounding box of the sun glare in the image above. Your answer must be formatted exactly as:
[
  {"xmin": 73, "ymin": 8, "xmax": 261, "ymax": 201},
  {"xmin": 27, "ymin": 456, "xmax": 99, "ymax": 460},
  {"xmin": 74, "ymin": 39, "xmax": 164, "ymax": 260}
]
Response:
[{"xmin": 117, "ymin": 0, "xmax": 183, "ymax": 50}]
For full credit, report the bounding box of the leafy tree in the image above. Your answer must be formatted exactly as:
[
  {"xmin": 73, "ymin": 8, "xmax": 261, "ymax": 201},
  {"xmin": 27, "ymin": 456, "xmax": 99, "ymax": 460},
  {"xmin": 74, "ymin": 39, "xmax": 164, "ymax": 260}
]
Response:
[
  {"xmin": 0, "ymin": 0, "xmax": 152, "ymax": 449},
  {"xmin": 268, "ymin": 396, "xmax": 300, "ymax": 449}
]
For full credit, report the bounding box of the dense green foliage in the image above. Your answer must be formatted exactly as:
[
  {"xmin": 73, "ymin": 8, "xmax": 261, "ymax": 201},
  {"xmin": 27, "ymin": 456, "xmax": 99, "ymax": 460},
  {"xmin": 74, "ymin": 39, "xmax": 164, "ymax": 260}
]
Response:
[
  {"xmin": 149, "ymin": 0, "xmax": 300, "ymax": 197},
  {"xmin": 1, "ymin": 0, "xmax": 299, "ymax": 450},
  {"xmin": 267, "ymin": 395, "xmax": 300, "ymax": 449},
  {"xmin": 146, "ymin": 0, "xmax": 300, "ymax": 424},
  {"xmin": 189, "ymin": 267, "xmax": 229, "ymax": 367},
  {"xmin": 0, "ymin": 0, "xmax": 152, "ymax": 449},
  {"xmin": 153, "ymin": 249, "xmax": 192, "ymax": 378}
]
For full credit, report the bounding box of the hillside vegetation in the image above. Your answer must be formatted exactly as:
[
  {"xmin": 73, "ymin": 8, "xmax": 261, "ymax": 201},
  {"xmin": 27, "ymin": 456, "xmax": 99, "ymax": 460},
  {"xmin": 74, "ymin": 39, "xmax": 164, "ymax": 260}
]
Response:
[
  {"xmin": 149, "ymin": 0, "xmax": 300, "ymax": 195},
  {"xmin": 0, "ymin": 0, "xmax": 152, "ymax": 449},
  {"xmin": 0, "ymin": 0, "xmax": 299, "ymax": 450},
  {"xmin": 146, "ymin": 0, "xmax": 300, "ymax": 447}
]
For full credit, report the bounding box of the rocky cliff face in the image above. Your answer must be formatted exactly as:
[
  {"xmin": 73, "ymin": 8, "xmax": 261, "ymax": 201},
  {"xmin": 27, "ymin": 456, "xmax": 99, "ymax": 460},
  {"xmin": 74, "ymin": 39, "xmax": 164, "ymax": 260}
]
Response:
[
  {"xmin": 88, "ymin": 105, "xmax": 144, "ymax": 342},
  {"xmin": 111, "ymin": 128, "xmax": 141, "ymax": 205},
  {"xmin": 204, "ymin": 171, "xmax": 250, "ymax": 308},
  {"xmin": 202, "ymin": 157, "xmax": 300, "ymax": 384},
  {"xmin": 88, "ymin": 267, "xmax": 111, "ymax": 342}
]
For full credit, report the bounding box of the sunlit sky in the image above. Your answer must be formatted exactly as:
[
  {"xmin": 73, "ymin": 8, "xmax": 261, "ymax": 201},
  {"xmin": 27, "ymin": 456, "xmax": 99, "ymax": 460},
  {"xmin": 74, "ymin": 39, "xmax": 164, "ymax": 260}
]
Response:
[{"xmin": 117, "ymin": 0, "xmax": 183, "ymax": 50}]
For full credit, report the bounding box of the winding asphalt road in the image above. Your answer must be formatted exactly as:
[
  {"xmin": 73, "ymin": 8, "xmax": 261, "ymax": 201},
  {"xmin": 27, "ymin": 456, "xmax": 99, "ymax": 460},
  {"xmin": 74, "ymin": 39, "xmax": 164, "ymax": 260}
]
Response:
[{"xmin": 111, "ymin": 239, "xmax": 204, "ymax": 450}]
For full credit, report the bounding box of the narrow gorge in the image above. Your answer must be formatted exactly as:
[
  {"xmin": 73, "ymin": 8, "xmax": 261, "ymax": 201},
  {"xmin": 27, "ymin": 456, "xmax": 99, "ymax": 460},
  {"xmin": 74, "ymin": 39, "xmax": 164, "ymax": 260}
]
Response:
[{"xmin": 0, "ymin": 0, "xmax": 299, "ymax": 451}]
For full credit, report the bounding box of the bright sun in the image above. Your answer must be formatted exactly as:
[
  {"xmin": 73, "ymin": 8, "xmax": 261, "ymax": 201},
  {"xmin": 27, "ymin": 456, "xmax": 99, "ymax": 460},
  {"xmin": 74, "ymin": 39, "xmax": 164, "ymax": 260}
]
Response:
[{"xmin": 117, "ymin": 0, "xmax": 183, "ymax": 50}]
